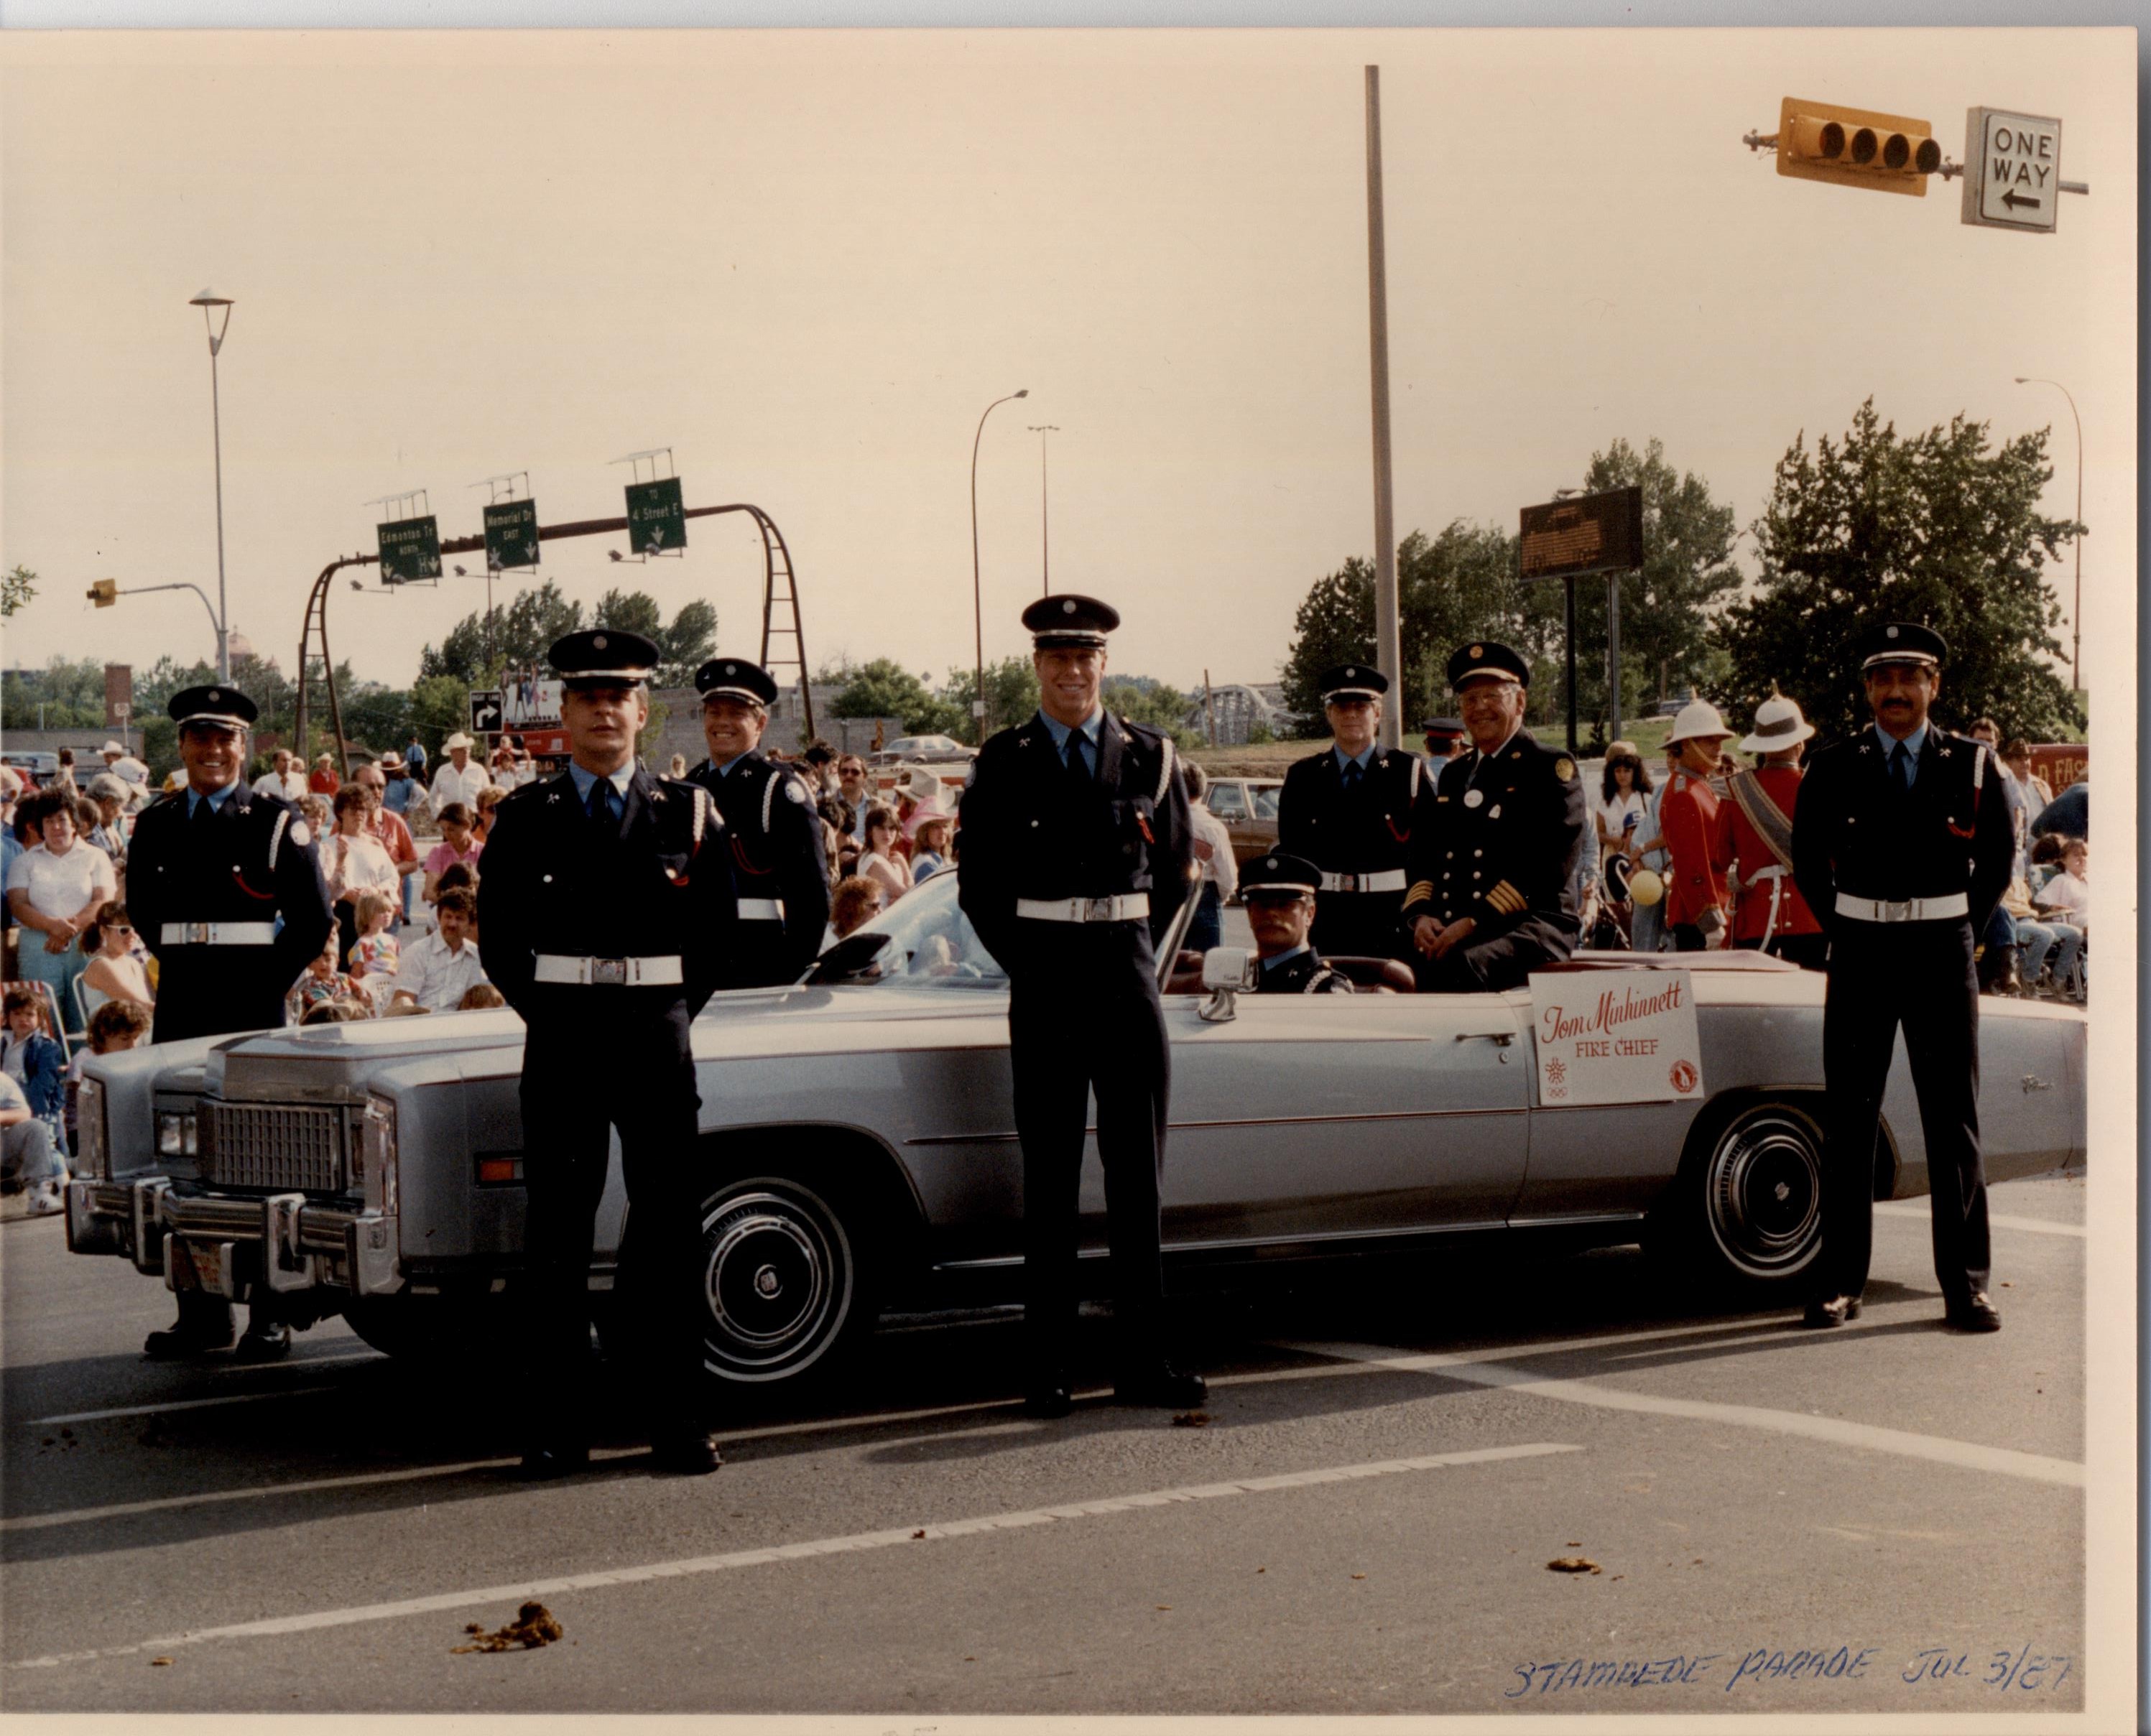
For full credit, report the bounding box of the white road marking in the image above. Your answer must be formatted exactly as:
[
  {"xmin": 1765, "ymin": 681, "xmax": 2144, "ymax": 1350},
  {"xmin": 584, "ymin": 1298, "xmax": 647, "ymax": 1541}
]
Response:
[
  {"xmin": 6, "ymin": 1441, "xmax": 1579, "ymax": 1670},
  {"xmin": 1874, "ymin": 1202, "xmax": 2086, "ymax": 1238},
  {"xmin": 24, "ymin": 1386, "xmax": 343, "ymax": 1428},
  {"xmin": 1281, "ymin": 1340, "xmax": 2085, "ymax": 1489}
]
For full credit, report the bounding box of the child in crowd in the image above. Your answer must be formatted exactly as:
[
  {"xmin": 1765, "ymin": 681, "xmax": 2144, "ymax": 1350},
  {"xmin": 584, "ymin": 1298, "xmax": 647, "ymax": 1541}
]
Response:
[
  {"xmin": 2036, "ymin": 838, "xmax": 2089, "ymax": 935},
  {"xmin": 65, "ymin": 999, "xmax": 152, "ymax": 1151},
  {"xmin": 289, "ymin": 939, "xmax": 358, "ymax": 1024},
  {"xmin": 425, "ymin": 803, "xmax": 484, "ymax": 906},
  {"xmin": 910, "ymin": 815, "xmax": 953, "ymax": 882},
  {"xmin": 346, "ymin": 891, "xmax": 401, "ymax": 1012},
  {"xmin": 458, "ymin": 983, "xmax": 507, "ymax": 1011}
]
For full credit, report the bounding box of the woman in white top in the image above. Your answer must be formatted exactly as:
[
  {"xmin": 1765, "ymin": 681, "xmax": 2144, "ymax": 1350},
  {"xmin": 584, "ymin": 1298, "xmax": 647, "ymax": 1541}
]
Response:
[
  {"xmin": 323, "ymin": 786, "xmax": 401, "ymax": 960},
  {"xmin": 858, "ymin": 805, "xmax": 914, "ymax": 906},
  {"xmin": 79, "ymin": 900, "xmax": 155, "ymax": 1018},
  {"xmin": 6, "ymin": 786, "xmax": 119, "ymax": 1011},
  {"xmin": 1594, "ymin": 746, "xmax": 1653, "ymax": 867}
]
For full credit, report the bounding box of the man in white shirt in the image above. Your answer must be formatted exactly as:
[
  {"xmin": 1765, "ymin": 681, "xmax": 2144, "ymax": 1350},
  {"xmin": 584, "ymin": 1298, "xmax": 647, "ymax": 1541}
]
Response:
[
  {"xmin": 387, "ymin": 888, "xmax": 489, "ymax": 1011},
  {"xmin": 428, "ymin": 733, "xmax": 494, "ymax": 814},
  {"xmin": 251, "ymin": 748, "xmax": 307, "ymax": 804},
  {"xmin": 2035, "ymin": 839, "xmax": 2089, "ymax": 934}
]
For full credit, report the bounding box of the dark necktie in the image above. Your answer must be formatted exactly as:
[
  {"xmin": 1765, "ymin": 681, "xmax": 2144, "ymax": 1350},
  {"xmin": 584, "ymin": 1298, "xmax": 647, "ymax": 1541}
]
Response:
[
  {"xmin": 1890, "ymin": 742, "xmax": 1910, "ymax": 794},
  {"xmin": 588, "ymin": 777, "xmax": 615, "ymax": 827},
  {"xmin": 192, "ymin": 794, "xmax": 216, "ymax": 831},
  {"xmin": 1341, "ymin": 758, "xmax": 1362, "ymax": 792},
  {"xmin": 1065, "ymin": 733, "xmax": 1090, "ymax": 783}
]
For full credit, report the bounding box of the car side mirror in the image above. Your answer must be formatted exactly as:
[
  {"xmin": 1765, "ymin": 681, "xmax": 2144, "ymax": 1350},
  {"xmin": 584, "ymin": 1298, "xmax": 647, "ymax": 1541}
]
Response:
[
  {"xmin": 804, "ymin": 931, "xmax": 892, "ymax": 985},
  {"xmin": 1198, "ymin": 946, "xmax": 1256, "ymax": 1023}
]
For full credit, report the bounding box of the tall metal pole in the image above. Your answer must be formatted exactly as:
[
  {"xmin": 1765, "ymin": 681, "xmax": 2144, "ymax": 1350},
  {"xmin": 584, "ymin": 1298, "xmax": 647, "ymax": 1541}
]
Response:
[
  {"xmin": 1606, "ymin": 571, "xmax": 1622, "ymax": 741},
  {"xmin": 2014, "ymin": 377, "xmax": 2084, "ymax": 692},
  {"xmin": 1029, "ymin": 424, "xmax": 1060, "ymax": 596},
  {"xmin": 970, "ymin": 388, "xmax": 1028, "ymax": 746},
  {"xmin": 1563, "ymin": 577, "xmax": 1578, "ymax": 756},
  {"xmin": 1364, "ymin": 66, "xmax": 1402, "ymax": 753},
  {"xmin": 190, "ymin": 294, "xmax": 236, "ymax": 682}
]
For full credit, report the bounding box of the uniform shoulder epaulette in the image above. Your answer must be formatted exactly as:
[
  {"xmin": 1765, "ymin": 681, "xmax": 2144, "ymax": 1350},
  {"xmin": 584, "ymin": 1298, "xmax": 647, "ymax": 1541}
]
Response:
[{"xmin": 497, "ymin": 777, "xmax": 550, "ymax": 807}]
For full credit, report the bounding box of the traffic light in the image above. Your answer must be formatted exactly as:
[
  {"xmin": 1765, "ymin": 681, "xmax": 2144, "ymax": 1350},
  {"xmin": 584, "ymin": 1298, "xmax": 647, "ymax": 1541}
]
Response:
[
  {"xmin": 86, "ymin": 578, "xmax": 117, "ymax": 608},
  {"xmin": 1777, "ymin": 98, "xmax": 1942, "ymax": 195}
]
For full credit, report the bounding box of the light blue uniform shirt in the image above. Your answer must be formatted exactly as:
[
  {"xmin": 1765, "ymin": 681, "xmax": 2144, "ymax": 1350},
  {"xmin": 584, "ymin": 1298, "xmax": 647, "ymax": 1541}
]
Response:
[
  {"xmin": 1037, "ymin": 707, "xmax": 1105, "ymax": 776},
  {"xmin": 566, "ymin": 761, "xmax": 634, "ymax": 821},
  {"xmin": 1873, "ymin": 721, "xmax": 1930, "ymax": 787}
]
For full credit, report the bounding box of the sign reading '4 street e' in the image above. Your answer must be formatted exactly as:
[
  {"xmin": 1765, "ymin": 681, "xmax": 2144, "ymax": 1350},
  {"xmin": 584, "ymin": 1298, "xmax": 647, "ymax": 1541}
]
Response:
[{"xmin": 1963, "ymin": 108, "xmax": 2062, "ymax": 233}]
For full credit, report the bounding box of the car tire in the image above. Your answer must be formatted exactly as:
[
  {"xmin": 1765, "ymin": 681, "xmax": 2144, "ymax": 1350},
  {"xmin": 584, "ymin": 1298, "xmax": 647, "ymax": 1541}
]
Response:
[
  {"xmin": 1655, "ymin": 1097, "xmax": 1826, "ymax": 1290},
  {"xmin": 685, "ymin": 1169, "xmax": 879, "ymax": 1389}
]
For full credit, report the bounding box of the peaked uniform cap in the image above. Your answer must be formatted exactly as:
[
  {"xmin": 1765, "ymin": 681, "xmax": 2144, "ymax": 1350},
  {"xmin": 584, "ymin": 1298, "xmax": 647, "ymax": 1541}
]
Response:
[
  {"xmin": 695, "ymin": 656, "xmax": 780, "ymax": 707},
  {"xmin": 1022, "ymin": 593, "xmax": 1119, "ymax": 648},
  {"xmin": 1665, "ymin": 698, "xmax": 1733, "ymax": 745},
  {"xmin": 1240, "ymin": 852, "xmax": 1323, "ymax": 898},
  {"xmin": 550, "ymin": 628, "xmax": 660, "ymax": 684},
  {"xmin": 1740, "ymin": 691, "xmax": 1817, "ymax": 754},
  {"xmin": 1859, "ymin": 620, "xmax": 1947, "ymax": 672},
  {"xmin": 1318, "ymin": 663, "xmax": 1389, "ymax": 702},
  {"xmin": 1446, "ymin": 641, "xmax": 1530, "ymax": 691},
  {"xmin": 167, "ymin": 684, "xmax": 258, "ymax": 730}
]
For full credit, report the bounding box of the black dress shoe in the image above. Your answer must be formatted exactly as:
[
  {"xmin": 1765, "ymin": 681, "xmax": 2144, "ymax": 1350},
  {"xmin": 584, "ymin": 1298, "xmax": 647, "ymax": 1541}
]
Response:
[
  {"xmin": 232, "ymin": 1323, "xmax": 292, "ymax": 1364},
  {"xmin": 1114, "ymin": 1365, "xmax": 1208, "ymax": 1408},
  {"xmin": 1022, "ymin": 1383, "xmax": 1074, "ymax": 1420},
  {"xmin": 517, "ymin": 1442, "xmax": 591, "ymax": 1480},
  {"xmin": 1945, "ymin": 1291, "xmax": 2002, "ymax": 1333},
  {"xmin": 143, "ymin": 1320, "xmax": 236, "ymax": 1360},
  {"xmin": 1800, "ymin": 1295, "xmax": 1862, "ymax": 1329},
  {"xmin": 649, "ymin": 1429, "xmax": 723, "ymax": 1475}
]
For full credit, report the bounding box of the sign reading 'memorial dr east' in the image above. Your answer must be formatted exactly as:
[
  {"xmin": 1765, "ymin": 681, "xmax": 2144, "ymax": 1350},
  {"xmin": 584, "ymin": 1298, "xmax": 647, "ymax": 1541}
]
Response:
[
  {"xmin": 483, "ymin": 498, "xmax": 541, "ymax": 572},
  {"xmin": 1963, "ymin": 108, "xmax": 2063, "ymax": 233}
]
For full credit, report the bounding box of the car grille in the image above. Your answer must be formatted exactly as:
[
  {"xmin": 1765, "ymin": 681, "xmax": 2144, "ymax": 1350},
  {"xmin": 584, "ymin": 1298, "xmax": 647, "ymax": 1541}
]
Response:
[{"xmin": 198, "ymin": 1103, "xmax": 348, "ymax": 1193}]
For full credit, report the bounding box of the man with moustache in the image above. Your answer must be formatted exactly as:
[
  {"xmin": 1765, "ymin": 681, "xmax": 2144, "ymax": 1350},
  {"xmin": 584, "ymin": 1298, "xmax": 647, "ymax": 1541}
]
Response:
[
  {"xmin": 1241, "ymin": 853, "xmax": 1354, "ymax": 993},
  {"xmin": 1277, "ymin": 664, "xmax": 1435, "ymax": 965},
  {"xmin": 478, "ymin": 630, "xmax": 738, "ymax": 1475},
  {"xmin": 1792, "ymin": 621, "xmax": 2013, "ymax": 1334},
  {"xmin": 124, "ymin": 683, "xmax": 334, "ymax": 1362},
  {"xmin": 957, "ymin": 593, "xmax": 1203, "ymax": 1420},
  {"xmin": 688, "ymin": 657, "xmax": 831, "ymax": 987}
]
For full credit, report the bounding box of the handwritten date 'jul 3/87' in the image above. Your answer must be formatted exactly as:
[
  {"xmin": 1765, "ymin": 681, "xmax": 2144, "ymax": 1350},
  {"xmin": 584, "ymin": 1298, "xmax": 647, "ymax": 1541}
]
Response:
[{"xmin": 1506, "ymin": 1643, "xmax": 2072, "ymax": 1697}]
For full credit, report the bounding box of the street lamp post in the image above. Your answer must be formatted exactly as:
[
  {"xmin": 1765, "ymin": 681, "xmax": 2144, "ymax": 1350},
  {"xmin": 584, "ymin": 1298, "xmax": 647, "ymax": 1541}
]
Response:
[
  {"xmin": 2012, "ymin": 376, "xmax": 2085, "ymax": 692},
  {"xmin": 970, "ymin": 388, "xmax": 1028, "ymax": 745},
  {"xmin": 189, "ymin": 289, "xmax": 236, "ymax": 682},
  {"xmin": 1028, "ymin": 424, "xmax": 1060, "ymax": 595}
]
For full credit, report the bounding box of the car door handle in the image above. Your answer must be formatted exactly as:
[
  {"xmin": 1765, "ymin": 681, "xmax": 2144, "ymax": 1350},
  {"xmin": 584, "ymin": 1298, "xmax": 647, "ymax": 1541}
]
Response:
[{"xmin": 1453, "ymin": 1029, "xmax": 1516, "ymax": 1046}]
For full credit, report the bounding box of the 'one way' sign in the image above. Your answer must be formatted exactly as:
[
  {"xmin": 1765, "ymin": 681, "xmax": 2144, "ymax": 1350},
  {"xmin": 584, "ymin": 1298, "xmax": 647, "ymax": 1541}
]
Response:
[{"xmin": 1963, "ymin": 108, "xmax": 2062, "ymax": 233}]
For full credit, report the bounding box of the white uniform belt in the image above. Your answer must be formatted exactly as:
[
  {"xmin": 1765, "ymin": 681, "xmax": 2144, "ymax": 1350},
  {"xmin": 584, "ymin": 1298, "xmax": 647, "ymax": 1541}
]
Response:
[
  {"xmin": 1746, "ymin": 865, "xmax": 1790, "ymax": 886},
  {"xmin": 160, "ymin": 922, "xmax": 275, "ymax": 946},
  {"xmin": 532, "ymin": 954, "xmax": 685, "ymax": 986},
  {"xmin": 1319, "ymin": 869, "xmax": 1407, "ymax": 893},
  {"xmin": 1835, "ymin": 892, "xmax": 1969, "ymax": 924},
  {"xmin": 737, "ymin": 899, "xmax": 785, "ymax": 922},
  {"xmin": 1015, "ymin": 893, "xmax": 1151, "ymax": 924}
]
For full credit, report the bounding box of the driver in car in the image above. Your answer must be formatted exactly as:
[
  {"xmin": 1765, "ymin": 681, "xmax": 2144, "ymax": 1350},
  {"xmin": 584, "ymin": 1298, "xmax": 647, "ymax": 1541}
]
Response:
[
  {"xmin": 1241, "ymin": 853, "xmax": 1353, "ymax": 993},
  {"xmin": 1403, "ymin": 641, "xmax": 1586, "ymax": 992}
]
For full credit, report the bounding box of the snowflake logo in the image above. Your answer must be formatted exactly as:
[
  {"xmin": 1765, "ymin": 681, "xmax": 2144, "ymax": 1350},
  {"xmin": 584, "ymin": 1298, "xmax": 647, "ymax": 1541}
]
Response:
[{"xmin": 1545, "ymin": 1058, "xmax": 1567, "ymax": 1087}]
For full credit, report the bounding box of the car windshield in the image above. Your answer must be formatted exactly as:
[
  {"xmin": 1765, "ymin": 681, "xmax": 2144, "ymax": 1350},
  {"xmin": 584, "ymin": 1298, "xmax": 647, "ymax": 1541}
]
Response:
[{"xmin": 811, "ymin": 870, "xmax": 1006, "ymax": 988}]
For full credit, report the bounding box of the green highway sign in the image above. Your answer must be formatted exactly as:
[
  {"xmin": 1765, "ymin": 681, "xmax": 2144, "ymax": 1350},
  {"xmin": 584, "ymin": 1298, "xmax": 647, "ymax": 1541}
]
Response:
[
  {"xmin": 377, "ymin": 515, "xmax": 443, "ymax": 584},
  {"xmin": 624, "ymin": 476, "xmax": 686, "ymax": 554},
  {"xmin": 483, "ymin": 498, "xmax": 541, "ymax": 571}
]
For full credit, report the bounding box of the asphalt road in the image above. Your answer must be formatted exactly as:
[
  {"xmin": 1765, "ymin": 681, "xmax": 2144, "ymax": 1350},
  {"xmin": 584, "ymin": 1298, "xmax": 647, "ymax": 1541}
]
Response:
[{"xmin": 1, "ymin": 1171, "xmax": 2086, "ymax": 1717}]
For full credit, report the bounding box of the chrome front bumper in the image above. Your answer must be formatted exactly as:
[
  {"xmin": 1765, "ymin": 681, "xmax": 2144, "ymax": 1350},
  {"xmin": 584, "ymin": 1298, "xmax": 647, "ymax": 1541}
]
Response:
[{"xmin": 65, "ymin": 1176, "xmax": 400, "ymax": 1299}]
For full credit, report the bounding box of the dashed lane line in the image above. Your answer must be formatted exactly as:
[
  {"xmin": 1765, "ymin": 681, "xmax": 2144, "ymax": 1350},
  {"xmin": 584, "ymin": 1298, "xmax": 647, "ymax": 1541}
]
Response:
[
  {"xmin": 6, "ymin": 1441, "xmax": 1580, "ymax": 1671},
  {"xmin": 1280, "ymin": 1340, "xmax": 2084, "ymax": 1489}
]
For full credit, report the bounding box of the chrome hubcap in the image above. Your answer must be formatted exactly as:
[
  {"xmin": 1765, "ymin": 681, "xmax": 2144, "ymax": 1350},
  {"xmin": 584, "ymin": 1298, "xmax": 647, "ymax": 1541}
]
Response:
[
  {"xmin": 697, "ymin": 1185, "xmax": 852, "ymax": 1379},
  {"xmin": 1706, "ymin": 1111, "xmax": 1821, "ymax": 1277}
]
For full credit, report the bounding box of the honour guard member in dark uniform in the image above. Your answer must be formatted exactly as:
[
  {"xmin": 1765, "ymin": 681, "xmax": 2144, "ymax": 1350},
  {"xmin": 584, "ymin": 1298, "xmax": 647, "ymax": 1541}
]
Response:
[
  {"xmin": 127, "ymin": 684, "xmax": 334, "ymax": 1361},
  {"xmin": 1277, "ymin": 664, "xmax": 1435, "ymax": 964},
  {"xmin": 688, "ymin": 656, "xmax": 831, "ymax": 987},
  {"xmin": 477, "ymin": 630, "xmax": 739, "ymax": 1475},
  {"xmin": 957, "ymin": 593, "xmax": 1205, "ymax": 1419},
  {"xmin": 1402, "ymin": 641, "xmax": 1586, "ymax": 993},
  {"xmin": 1241, "ymin": 853, "xmax": 1354, "ymax": 993},
  {"xmin": 1791, "ymin": 621, "xmax": 2013, "ymax": 1334}
]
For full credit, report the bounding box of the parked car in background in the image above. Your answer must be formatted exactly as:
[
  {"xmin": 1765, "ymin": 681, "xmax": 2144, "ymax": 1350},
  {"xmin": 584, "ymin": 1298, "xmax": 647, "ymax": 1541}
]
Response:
[
  {"xmin": 1202, "ymin": 776, "xmax": 1282, "ymax": 869},
  {"xmin": 871, "ymin": 735, "xmax": 973, "ymax": 769},
  {"xmin": 1, "ymin": 750, "xmax": 60, "ymax": 787}
]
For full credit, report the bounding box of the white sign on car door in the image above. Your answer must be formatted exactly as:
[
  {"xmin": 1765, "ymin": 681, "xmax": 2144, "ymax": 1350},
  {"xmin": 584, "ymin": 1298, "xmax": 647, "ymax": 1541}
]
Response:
[{"xmin": 1529, "ymin": 968, "xmax": 1704, "ymax": 1106}]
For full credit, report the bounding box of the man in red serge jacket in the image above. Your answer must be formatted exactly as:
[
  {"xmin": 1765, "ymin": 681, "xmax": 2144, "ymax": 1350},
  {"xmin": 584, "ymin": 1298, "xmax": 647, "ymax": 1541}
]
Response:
[
  {"xmin": 1653, "ymin": 699, "xmax": 1735, "ymax": 951},
  {"xmin": 1713, "ymin": 687, "xmax": 1828, "ymax": 970}
]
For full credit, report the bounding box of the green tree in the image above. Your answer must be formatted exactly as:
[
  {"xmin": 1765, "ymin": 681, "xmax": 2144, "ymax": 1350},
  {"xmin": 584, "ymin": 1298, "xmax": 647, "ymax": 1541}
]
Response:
[
  {"xmin": 1723, "ymin": 399, "xmax": 2081, "ymax": 744},
  {"xmin": 657, "ymin": 599, "xmax": 718, "ymax": 689},
  {"xmin": 1, "ymin": 657, "xmax": 106, "ymax": 729},
  {"xmin": 940, "ymin": 657, "xmax": 1040, "ymax": 740},
  {"xmin": 591, "ymin": 588, "xmax": 663, "ymax": 641},
  {"xmin": 830, "ymin": 658, "xmax": 963, "ymax": 735},
  {"xmin": 408, "ymin": 674, "xmax": 471, "ymax": 761},
  {"xmin": 1, "ymin": 564, "xmax": 35, "ymax": 618},
  {"xmin": 419, "ymin": 580, "xmax": 586, "ymax": 684},
  {"xmin": 1102, "ymin": 677, "xmax": 1200, "ymax": 748}
]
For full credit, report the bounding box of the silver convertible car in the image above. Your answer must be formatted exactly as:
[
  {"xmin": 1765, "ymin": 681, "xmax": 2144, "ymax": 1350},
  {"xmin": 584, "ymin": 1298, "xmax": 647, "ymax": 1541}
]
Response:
[{"xmin": 65, "ymin": 871, "xmax": 2086, "ymax": 1391}]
